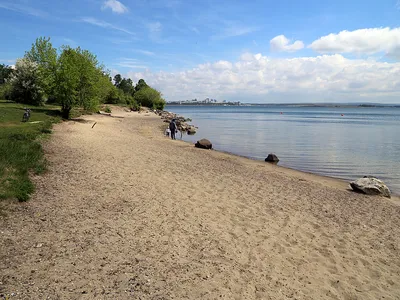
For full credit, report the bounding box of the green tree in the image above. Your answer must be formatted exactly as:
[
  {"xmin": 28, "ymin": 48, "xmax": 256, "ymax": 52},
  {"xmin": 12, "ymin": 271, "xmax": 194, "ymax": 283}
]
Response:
[
  {"xmin": 9, "ymin": 58, "xmax": 45, "ymax": 105},
  {"xmin": 118, "ymin": 78, "xmax": 135, "ymax": 95},
  {"xmin": 134, "ymin": 86, "xmax": 165, "ymax": 110},
  {"xmin": 55, "ymin": 48, "xmax": 80, "ymax": 118},
  {"xmin": 55, "ymin": 46, "xmax": 103, "ymax": 118},
  {"xmin": 96, "ymin": 71, "xmax": 119, "ymax": 104},
  {"xmin": 135, "ymin": 78, "xmax": 148, "ymax": 92},
  {"xmin": 74, "ymin": 47, "xmax": 101, "ymax": 111},
  {"xmin": 113, "ymin": 74, "xmax": 122, "ymax": 87},
  {"xmin": 24, "ymin": 37, "xmax": 57, "ymax": 99},
  {"xmin": 0, "ymin": 82, "xmax": 12, "ymax": 100},
  {"xmin": 0, "ymin": 64, "xmax": 14, "ymax": 84}
]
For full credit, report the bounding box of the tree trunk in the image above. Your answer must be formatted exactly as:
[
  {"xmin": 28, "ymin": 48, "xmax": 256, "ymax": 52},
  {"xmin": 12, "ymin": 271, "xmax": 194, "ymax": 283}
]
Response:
[{"xmin": 61, "ymin": 107, "xmax": 71, "ymax": 119}]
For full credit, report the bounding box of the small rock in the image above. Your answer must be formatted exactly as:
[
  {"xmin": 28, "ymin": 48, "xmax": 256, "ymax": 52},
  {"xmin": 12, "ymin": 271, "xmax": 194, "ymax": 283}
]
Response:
[{"xmin": 265, "ymin": 154, "xmax": 279, "ymax": 163}]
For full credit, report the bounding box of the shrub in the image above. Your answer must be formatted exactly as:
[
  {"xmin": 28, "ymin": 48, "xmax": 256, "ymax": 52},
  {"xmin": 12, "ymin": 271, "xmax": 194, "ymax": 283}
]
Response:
[
  {"xmin": 0, "ymin": 83, "xmax": 12, "ymax": 100},
  {"xmin": 134, "ymin": 87, "xmax": 166, "ymax": 110},
  {"xmin": 9, "ymin": 58, "xmax": 45, "ymax": 105}
]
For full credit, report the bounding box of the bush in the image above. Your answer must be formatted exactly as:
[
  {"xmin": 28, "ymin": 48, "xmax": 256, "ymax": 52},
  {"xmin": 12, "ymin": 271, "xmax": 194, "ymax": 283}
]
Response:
[
  {"xmin": 0, "ymin": 83, "xmax": 12, "ymax": 100},
  {"xmin": 134, "ymin": 87, "xmax": 166, "ymax": 110},
  {"xmin": 104, "ymin": 105, "xmax": 111, "ymax": 113},
  {"xmin": 9, "ymin": 58, "xmax": 45, "ymax": 106}
]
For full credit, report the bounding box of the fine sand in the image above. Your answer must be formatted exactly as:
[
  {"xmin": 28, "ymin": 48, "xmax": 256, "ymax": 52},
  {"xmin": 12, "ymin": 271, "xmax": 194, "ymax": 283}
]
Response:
[{"xmin": 1, "ymin": 107, "xmax": 400, "ymax": 300}]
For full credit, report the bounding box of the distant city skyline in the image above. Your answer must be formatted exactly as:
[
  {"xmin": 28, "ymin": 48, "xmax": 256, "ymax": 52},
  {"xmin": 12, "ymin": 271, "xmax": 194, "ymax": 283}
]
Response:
[{"xmin": 1, "ymin": 0, "xmax": 400, "ymax": 103}]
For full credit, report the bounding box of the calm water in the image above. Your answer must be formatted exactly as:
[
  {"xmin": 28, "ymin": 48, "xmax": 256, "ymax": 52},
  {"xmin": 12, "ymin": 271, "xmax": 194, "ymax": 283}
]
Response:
[{"xmin": 166, "ymin": 105, "xmax": 400, "ymax": 194}]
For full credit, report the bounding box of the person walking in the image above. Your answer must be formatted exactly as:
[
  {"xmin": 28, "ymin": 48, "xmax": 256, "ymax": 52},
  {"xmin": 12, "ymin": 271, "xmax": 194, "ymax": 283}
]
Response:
[{"xmin": 169, "ymin": 119, "xmax": 177, "ymax": 140}]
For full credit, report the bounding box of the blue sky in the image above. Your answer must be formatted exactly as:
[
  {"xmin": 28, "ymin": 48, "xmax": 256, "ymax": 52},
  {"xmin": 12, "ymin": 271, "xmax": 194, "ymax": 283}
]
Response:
[{"xmin": 1, "ymin": 0, "xmax": 400, "ymax": 103}]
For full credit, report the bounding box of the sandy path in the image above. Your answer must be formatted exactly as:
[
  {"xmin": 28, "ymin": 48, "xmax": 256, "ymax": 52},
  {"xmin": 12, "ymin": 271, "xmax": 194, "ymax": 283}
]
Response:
[{"xmin": 1, "ymin": 109, "xmax": 400, "ymax": 299}]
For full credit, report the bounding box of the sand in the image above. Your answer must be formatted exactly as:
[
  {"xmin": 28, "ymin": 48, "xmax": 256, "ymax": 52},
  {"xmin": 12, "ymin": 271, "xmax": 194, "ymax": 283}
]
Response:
[{"xmin": 1, "ymin": 107, "xmax": 400, "ymax": 300}]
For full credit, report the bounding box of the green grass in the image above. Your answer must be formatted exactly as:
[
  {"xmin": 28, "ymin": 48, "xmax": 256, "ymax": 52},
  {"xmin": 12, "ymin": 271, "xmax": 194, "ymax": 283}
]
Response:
[{"xmin": 0, "ymin": 100, "xmax": 61, "ymax": 202}]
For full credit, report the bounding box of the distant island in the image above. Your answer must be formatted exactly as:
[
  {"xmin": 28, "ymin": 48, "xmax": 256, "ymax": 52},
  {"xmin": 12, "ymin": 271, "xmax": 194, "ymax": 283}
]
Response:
[
  {"xmin": 167, "ymin": 98, "xmax": 400, "ymax": 108},
  {"xmin": 168, "ymin": 98, "xmax": 241, "ymax": 106}
]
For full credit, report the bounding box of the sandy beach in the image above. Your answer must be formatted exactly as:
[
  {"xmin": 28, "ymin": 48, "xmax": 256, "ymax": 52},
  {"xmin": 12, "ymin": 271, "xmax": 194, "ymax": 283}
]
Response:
[{"xmin": 1, "ymin": 107, "xmax": 400, "ymax": 300}]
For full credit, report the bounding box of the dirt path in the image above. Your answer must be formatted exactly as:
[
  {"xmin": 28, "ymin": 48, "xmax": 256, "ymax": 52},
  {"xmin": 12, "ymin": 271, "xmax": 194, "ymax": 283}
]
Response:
[{"xmin": 1, "ymin": 110, "xmax": 400, "ymax": 299}]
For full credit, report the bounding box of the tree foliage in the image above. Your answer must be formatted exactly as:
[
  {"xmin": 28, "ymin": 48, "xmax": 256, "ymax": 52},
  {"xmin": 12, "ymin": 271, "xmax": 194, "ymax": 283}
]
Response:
[
  {"xmin": 9, "ymin": 58, "xmax": 45, "ymax": 105},
  {"xmin": 135, "ymin": 78, "xmax": 148, "ymax": 92},
  {"xmin": 0, "ymin": 64, "xmax": 14, "ymax": 84},
  {"xmin": 134, "ymin": 86, "xmax": 166, "ymax": 110},
  {"xmin": 55, "ymin": 46, "xmax": 107, "ymax": 118},
  {"xmin": 24, "ymin": 37, "xmax": 57, "ymax": 98},
  {"xmin": 6, "ymin": 36, "xmax": 165, "ymax": 116}
]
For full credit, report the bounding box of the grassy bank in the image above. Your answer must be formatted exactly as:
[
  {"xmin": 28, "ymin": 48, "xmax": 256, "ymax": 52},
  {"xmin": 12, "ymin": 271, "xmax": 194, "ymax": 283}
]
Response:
[{"xmin": 0, "ymin": 100, "xmax": 61, "ymax": 202}]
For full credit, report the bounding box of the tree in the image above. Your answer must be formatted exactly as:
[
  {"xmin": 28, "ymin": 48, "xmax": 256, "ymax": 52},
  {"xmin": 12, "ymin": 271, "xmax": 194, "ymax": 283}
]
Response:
[
  {"xmin": 0, "ymin": 64, "xmax": 14, "ymax": 84},
  {"xmin": 113, "ymin": 74, "xmax": 122, "ymax": 87},
  {"xmin": 55, "ymin": 46, "xmax": 103, "ymax": 118},
  {"xmin": 118, "ymin": 78, "xmax": 135, "ymax": 95},
  {"xmin": 74, "ymin": 47, "xmax": 101, "ymax": 111},
  {"xmin": 135, "ymin": 78, "xmax": 148, "ymax": 92},
  {"xmin": 9, "ymin": 58, "xmax": 45, "ymax": 105},
  {"xmin": 134, "ymin": 86, "xmax": 165, "ymax": 110},
  {"xmin": 24, "ymin": 37, "xmax": 57, "ymax": 99},
  {"xmin": 96, "ymin": 72, "xmax": 119, "ymax": 104}
]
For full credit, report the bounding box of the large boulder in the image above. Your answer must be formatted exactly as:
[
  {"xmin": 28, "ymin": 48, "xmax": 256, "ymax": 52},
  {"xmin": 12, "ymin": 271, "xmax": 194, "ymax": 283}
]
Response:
[
  {"xmin": 350, "ymin": 176, "xmax": 391, "ymax": 198},
  {"xmin": 265, "ymin": 154, "xmax": 279, "ymax": 163},
  {"xmin": 195, "ymin": 139, "xmax": 212, "ymax": 149}
]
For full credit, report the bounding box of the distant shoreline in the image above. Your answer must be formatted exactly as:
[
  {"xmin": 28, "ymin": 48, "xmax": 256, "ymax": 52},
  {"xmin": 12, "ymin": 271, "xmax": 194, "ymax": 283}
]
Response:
[{"xmin": 166, "ymin": 103, "xmax": 400, "ymax": 108}]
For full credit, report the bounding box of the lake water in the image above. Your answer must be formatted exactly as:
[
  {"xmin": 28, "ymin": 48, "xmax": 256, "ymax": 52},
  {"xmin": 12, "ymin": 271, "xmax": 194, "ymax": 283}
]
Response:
[{"xmin": 166, "ymin": 105, "xmax": 400, "ymax": 195}]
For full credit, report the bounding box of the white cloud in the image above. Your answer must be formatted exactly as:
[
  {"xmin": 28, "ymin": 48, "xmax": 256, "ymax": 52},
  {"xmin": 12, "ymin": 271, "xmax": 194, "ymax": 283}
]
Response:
[
  {"xmin": 309, "ymin": 27, "xmax": 400, "ymax": 57},
  {"xmin": 190, "ymin": 27, "xmax": 200, "ymax": 34},
  {"xmin": 211, "ymin": 25, "xmax": 258, "ymax": 40},
  {"xmin": 147, "ymin": 22, "xmax": 162, "ymax": 33},
  {"xmin": 102, "ymin": 0, "xmax": 129, "ymax": 14},
  {"xmin": 116, "ymin": 58, "xmax": 147, "ymax": 69},
  {"xmin": 80, "ymin": 17, "xmax": 134, "ymax": 35},
  {"xmin": 133, "ymin": 49, "xmax": 155, "ymax": 56},
  {"xmin": 0, "ymin": 2, "xmax": 47, "ymax": 17},
  {"xmin": 270, "ymin": 35, "xmax": 304, "ymax": 52},
  {"xmin": 125, "ymin": 53, "xmax": 400, "ymax": 103},
  {"xmin": 0, "ymin": 59, "xmax": 16, "ymax": 64},
  {"xmin": 146, "ymin": 22, "xmax": 166, "ymax": 43}
]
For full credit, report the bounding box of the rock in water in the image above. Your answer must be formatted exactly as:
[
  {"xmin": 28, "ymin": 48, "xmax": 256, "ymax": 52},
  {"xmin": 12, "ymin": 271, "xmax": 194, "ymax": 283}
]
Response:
[
  {"xmin": 187, "ymin": 126, "xmax": 197, "ymax": 135},
  {"xmin": 265, "ymin": 154, "xmax": 279, "ymax": 163},
  {"xmin": 195, "ymin": 139, "xmax": 212, "ymax": 149},
  {"xmin": 350, "ymin": 177, "xmax": 391, "ymax": 198}
]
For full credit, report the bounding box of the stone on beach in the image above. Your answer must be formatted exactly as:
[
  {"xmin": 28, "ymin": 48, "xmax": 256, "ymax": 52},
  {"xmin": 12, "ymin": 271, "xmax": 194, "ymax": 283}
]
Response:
[
  {"xmin": 195, "ymin": 139, "xmax": 212, "ymax": 149},
  {"xmin": 350, "ymin": 176, "xmax": 391, "ymax": 198},
  {"xmin": 265, "ymin": 154, "xmax": 279, "ymax": 163}
]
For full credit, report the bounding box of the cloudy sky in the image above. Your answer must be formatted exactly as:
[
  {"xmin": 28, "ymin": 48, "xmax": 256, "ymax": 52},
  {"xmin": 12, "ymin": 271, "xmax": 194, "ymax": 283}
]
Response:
[{"xmin": 1, "ymin": 0, "xmax": 400, "ymax": 103}]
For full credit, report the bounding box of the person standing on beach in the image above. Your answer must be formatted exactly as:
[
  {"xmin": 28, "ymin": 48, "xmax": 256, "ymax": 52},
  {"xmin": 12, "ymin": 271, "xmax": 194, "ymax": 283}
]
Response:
[{"xmin": 169, "ymin": 119, "xmax": 177, "ymax": 140}]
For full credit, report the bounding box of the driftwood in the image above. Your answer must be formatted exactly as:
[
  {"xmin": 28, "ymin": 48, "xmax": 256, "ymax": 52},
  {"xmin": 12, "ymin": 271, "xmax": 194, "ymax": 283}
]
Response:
[
  {"xmin": 98, "ymin": 112, "xmax": 125, "ymax": 119},
  {"xmin": 92, "ymin": 122, "xmax": 97, "ymax": 128}
]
